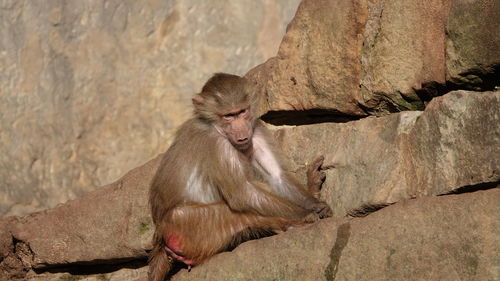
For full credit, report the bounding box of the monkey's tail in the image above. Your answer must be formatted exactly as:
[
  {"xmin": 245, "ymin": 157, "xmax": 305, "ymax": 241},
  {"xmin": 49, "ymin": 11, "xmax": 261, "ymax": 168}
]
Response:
[{"xmin": 148, "ymin": 232, "xmax": 172, "ymax": 281}]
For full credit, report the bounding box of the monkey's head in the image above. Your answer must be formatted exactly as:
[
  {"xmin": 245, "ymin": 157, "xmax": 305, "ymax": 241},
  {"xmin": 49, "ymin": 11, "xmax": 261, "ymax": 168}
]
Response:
[{"xmin": 192, "ymin": 73, "xmax": 257, "ymax": 151}]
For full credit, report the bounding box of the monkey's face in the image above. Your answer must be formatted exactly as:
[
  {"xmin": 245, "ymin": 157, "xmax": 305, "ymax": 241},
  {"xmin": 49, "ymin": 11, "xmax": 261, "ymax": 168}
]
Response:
[{"xmin": 218, "ymin": 106, "xmax": 253, "ymax": 151}]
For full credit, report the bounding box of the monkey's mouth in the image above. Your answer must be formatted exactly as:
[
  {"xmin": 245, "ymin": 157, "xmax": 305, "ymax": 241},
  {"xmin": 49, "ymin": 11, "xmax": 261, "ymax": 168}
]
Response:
[{"xmin": 233, "ymin": 140, "xmax": 252, "ymax": 151}]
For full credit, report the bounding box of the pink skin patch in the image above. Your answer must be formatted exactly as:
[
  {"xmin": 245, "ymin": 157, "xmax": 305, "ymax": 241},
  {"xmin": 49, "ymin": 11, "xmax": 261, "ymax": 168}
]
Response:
[{"xmin": 165, "ymin": 235, "xmax": 195, "ymax": 267}]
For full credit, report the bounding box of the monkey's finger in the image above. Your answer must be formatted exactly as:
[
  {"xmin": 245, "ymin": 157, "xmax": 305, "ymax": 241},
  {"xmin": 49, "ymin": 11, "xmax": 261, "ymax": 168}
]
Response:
[
  {"xmin": 312, "ymin": 202, "xmax": 332, "ymax": 217},
  {"xmin": 309, "ymin": 171, "xmax": 326, "ymax": 195},
  {"xmin": 317, "ymin": 207, "xmax": 332, "ymax": 219},
  {"xmin": 325, "ymin": 205, "xmax": 333, "ymax": 217},
  {"xmin": 165, "ymin": 247, "xmax": 194, "ymax": 265},
  {"xmin": 307, "ymin": 155, "xmax": 322, "ymax": 172},
  {"xmin": 303, "ymin": 212, "xmax": 320, "ymax": 223},
  {"xmin": 319, "ymin": 171, "xmax": 326, "ymax": 182},
  {"xmin": 311, "ymin": 155, "xmax": 325, "ymax": 170},
  {"xmin": 165, "ymin": 246, "xmax": 182, "ymax": 260}
]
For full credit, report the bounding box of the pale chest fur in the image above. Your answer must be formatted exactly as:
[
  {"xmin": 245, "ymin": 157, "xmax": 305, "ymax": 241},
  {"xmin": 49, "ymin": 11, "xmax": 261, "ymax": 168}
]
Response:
[
  {"xmin": 250, "ymin": 130, "xmax": 283, "ymax": 185},
  {"xmin": 183, "ymin": 128, "xmax": 284, "ymax": 204}
]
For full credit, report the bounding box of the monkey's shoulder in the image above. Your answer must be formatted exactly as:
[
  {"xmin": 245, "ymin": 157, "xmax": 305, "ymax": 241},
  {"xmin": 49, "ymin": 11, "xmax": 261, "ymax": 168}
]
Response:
[
  {"xmin": 162, "ymin": 119, "xmax": 221, "ymax": 164},
  {"xmin": 172, "ymin": 118, "xmax": 218, "ymax": 144}
]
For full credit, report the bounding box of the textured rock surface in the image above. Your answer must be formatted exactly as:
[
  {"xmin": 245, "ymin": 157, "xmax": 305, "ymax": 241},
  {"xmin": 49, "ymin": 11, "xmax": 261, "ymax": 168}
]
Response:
[
  {"xmin": 274, "ymin": 90, "xmax": 500, "ymax": 216},
  {"xmin": 14, "ymin": 190, "xmax": 500, "ymax": 281},
  {"xmin": 0, "ymin": 155, "xmax": 160, "ymax": 280},
  {"xmin": 0, "ymin": 0, "xmax": 302, "ymax": 216},
  {"xmin": 1, "ymin": 90, "xmax": 497, "ymax": 280},
  {"xmin": 246, "ymin": 0, "xmax": 499, "ymax": 117},
  {"xmin": 1, "ymin": 0, "xmax": 499, "ymax": 280},
  {"xmin": 15, "ymin": 156, "xmax": 160, "ymax": 267},
  {"xmin": 26, "ymin": 267, "xmax": 148, "ymax": 281},
  {"xmin": 247, "ymin": 0, "xmax": 369, "ymax": 117},
  {"xmin": 446, "ymin": 0, "xmax": 500, "ymax": 87},
  {"xmin": 172, "ymin": 189, "xmax": 500, "ymax": 281}
]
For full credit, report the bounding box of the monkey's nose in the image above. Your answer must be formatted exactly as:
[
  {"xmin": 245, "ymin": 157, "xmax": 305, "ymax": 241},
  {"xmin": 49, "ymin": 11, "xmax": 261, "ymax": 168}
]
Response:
[{"xmin": 237, "ymin": 137, "xmax": 249, "ymax": 144}]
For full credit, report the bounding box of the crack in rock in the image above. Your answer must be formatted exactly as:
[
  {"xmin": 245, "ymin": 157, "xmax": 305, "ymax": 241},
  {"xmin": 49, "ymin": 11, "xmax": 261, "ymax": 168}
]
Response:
[{"xmin": 324, "ymin": 222, "xmax": 351, "ymax": 281}]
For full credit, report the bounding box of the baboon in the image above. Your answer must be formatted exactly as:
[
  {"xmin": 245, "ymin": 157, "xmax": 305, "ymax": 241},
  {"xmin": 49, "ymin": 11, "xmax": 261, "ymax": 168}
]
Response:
[{"xmin": 148, "ymin": 73, "xmax": 332, "ymax": 281}]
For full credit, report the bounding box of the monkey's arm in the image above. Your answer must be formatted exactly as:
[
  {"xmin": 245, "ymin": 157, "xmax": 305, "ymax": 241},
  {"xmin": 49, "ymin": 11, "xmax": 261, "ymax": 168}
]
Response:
[
  {"xmin": 217, "ymin": 178, "xmax": 312, "ymax": 221},
  {"xmin": 274, "ymin": 172, "xmax": 332, "ymax": 219},
  {"xmin": 251, "ymin": 126, "xmax": 332, "ymax": 218},
  {"xmin": 276, "ymin": 155, "xmax": 333, "ymax": 219}
]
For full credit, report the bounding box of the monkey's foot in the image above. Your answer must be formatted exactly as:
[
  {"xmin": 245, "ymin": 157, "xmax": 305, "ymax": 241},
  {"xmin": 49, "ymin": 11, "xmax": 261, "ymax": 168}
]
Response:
[{"xmin": 165, "ymin": 235, "xmax": 195, "ymax": 266}]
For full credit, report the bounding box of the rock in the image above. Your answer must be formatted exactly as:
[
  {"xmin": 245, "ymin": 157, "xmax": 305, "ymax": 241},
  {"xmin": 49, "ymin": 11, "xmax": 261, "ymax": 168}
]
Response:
[
  {"xmin": 0, "ymin": 0, "xmax": 302, "ymax": 216},
  {"xmin": 246, "ymin": 0, "xmax": 499, "ymax": 117},
  {"xmin": 2, "ymin": 90, "xmax": 497, "ymax": 280},
  {"xmin": 171, "ymin": 189, "xmax": 499, "ymax": 281},
  {"xmin": 247, "ymin": 0, "xmax": 369, "ymax": 117},
  {"xmin": 2, "ymin": 0, "xmax": 497, "ymax": 257},
  {"xmin": 4, "ymin": 155, "xmax": 161, "ymax": 276},
  {"xmin": 446, "ymin": 0, "xmax": 500, "ymax": 89},
  {"xmin": 274, "ymin": 90, "xmax": 499, "ymax": 216},
  {"xmin": 1, "ymin": 0, "xmax": 499, "ymax": 279},
  {"xmin": 0, "ymin": 218, "xmax": 27, "ymax": 281},
  {"xmin": 0, "ymin": 219, "xmax": 13, "ymax": 262},
  {"xmin": 26, "ymin": 267, "xmax": 148, "ymax": 281},
  {"xmin": 20, "ymin": 190, "xmax": 500, "ymax": 281}
]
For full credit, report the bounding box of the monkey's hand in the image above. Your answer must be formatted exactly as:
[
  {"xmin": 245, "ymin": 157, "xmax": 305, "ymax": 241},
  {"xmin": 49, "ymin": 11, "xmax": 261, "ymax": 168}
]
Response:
[
  {"xmin": 307, "ymin": 156, "xmax": 330, "ymax": 199},
  {"xmin": 312, "ymin": 201, "xmax": 333, "ymax": 218},
  {"xmin": 303, "ymin": 201, "xmax": 333, "ymax": 222}
]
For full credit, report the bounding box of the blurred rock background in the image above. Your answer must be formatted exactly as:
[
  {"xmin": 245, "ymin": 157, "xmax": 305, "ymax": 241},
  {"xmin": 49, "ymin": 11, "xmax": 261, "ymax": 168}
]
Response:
[{"xmin": 0, "ymin": 0, "xmax": 301, "ymax": 216}]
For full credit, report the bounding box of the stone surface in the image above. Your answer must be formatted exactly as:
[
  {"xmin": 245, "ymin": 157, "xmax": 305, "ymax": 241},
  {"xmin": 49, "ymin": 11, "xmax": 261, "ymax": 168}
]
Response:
[
  {"xmin": 0, "ymin": 0, "xmax": 302, "ymax": 216},
  {"xmin": 21, "ymin": 189, "xmax": 500, "ymax": 281},
  {"xmin": 446, "ymin": 0, "xmax": 500, "ymax": 88},
  {"xmin": 26, "ymin": 267, "xmax": 148, "ymax": 281},
  {"xmin": 246, "ymin": 0, "xmax": 499, "ymax": 117},
  {"xmin": 247, "ymin": 0, "xmax": 369, "ymax": 117},
  {"xmin": 0, "ymin": 155, "xmax": 160, "ymax": 281},
  {"xmin": 170, "ymin": 189, "xmax": 499, "ymax": 281},
  {"xmin": 274, "ymin": 90, "xmax": 499, "ymax": 216},
  {"xmin": 1, "ymin": 90, "xmax": 497, "ymax": 280},
  {"xmin": 2, "ymin": 0, "xmax": 498, "ymax": 218},
  {"xmin": 1, "ymin": 0, "xmax": 499, "ymax": 279}
]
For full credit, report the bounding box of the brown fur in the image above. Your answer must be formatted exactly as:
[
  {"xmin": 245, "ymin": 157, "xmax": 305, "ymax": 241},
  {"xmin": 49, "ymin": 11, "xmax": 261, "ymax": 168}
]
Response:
[{"xmin": 148, "ymin": 73, "xmax": 332, "ymax": 281}]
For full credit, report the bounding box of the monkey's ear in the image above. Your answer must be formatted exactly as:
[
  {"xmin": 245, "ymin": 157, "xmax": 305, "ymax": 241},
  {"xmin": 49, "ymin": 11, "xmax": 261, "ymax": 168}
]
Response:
[{"xmin": 192, "ymin": 95, "xmax": 205, "ymax": 108}]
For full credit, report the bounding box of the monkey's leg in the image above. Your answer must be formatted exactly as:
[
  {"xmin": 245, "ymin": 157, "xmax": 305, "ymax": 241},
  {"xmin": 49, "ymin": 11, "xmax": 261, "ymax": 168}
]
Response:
[{"xmin": 163, "ymin": 202, "xmax": 297, "ymax": 265}]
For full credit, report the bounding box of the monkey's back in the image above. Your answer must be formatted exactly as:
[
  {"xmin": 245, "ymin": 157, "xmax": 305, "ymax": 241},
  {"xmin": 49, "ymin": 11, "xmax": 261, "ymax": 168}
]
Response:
[{"xmin": 149, "ymin": 118, "xmax": 224, "ymax": 224}]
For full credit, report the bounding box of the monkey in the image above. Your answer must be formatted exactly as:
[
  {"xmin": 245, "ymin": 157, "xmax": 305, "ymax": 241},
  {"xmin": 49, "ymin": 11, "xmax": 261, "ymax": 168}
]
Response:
[{"xmin": 148, "ymin": 73, "xmax": 332, "ymax": 281}]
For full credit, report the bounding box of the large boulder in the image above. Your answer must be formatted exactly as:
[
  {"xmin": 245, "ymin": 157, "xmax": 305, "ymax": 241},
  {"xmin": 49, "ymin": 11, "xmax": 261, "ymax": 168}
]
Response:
[
  {"xmin": 275, "ymin": 90, "xmax": 499, "ymax": 215},
  {"xmin": 15, "ymin": 190, "xmax": 500, "ymax": 281},
  {"xmin": 446, "ymin": 0, "xmax": 500, "ymax": 89},
  {"xmin": 0, "ymin": 155, "xmax": 160, "ymax": 279},
  {"xmin": 1, "ymin": 90, "xmax": 497, "ymax": 280},
  {"xmin": 10, "ymin": 155, "xmax": 160, "ymax": 269},
  {"xmin": 170, "ymin": 189, "xmax": 499, "ymax": 281},
  {"xmin": 246, "ymin": 0, "xmax": 499, "ymax": 117},
  {"xmin": 0, "ymin": 0, "xmax": 302, "ymax": 216}
]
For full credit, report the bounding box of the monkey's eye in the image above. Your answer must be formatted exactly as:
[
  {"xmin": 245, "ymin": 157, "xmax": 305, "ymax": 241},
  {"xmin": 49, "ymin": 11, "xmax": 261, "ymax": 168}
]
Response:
[
  {"xmin": 223, "ymin": 113, "xmax": 237, "ymax": 120},
  {"xmin": 222, "ymin": 108, "xmax": 249, "ymax": 120}
]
